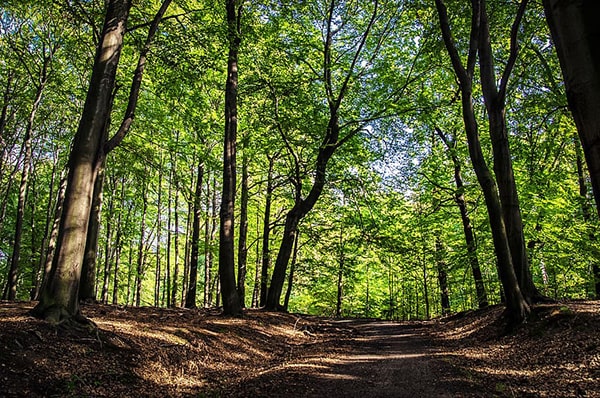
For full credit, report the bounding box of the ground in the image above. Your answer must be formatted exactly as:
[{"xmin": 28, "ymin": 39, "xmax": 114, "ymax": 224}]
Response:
[{"xmin": 0, "ymin": 300, "xmax": 598, "ymax": 397}]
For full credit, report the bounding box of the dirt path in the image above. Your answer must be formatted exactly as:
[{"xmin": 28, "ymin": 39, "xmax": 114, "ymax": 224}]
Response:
[{"xmin": 232, "ymin": 320, "xmax": 475, "ymax": 397}]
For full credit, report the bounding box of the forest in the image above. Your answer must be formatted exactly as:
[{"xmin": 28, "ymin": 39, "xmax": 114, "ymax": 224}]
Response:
[{"xmin": 1, "ymin": 0, "xmax": 600, "ymax": 325}]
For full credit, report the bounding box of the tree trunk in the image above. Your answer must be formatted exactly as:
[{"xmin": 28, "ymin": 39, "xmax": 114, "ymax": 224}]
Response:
[
  {"xmin": 435, "ymin": 237, "xmax": 450, "ymax": 315},
  {"xmin": 32, "ymin": 149, "xmax": 60, "ymax": 300},
  {"xmin": 185, "ymin": 162, "xmax": 203, "ymax": 308},
  {"xmin": 135, "ymin": 180, "xmax": 148, "ymax": 307},
  {"xmin": 171, "ymin": 178, "xmax": 180, "ymax": 307},
  {"xmin": 32, "ymin": 0, "xmax": 131, "ymax": 323},
  {"xmin": 165, "ymin": 160, "xmax": 173, "ymax": 307},
  {"xmin": 80, "ymin": 163, "xmax": 105, "ymax": 302},
  {"xmin": 336, "ymin": 226, "xmax": 344, "ymax": 318},
  {"xmin": 283, "ymin": 230, "xmax": 300, "ymax": 312},
  {"xmin": 575, "ymin": 136, "xmax": 600, "ymax": 297},
  {"xmin": 154, "ymin": 156, "xmax": 163, "ymax": 306},
  {"xmin": 478, "ymin": 0, "xmax": 541, "ymax": 303},
  {"xmin": 434, "ymin": 0, "xmax": 529, "ymax": 324},
  {"xmin": 543, "ymin": 0, "xmax": 600, "ymax": 219},
  {"xmin": 259, "ymin": 156, "xmax": 274, "ymax": 307},
  {"xmin": 252, "ymin": 212, "xmax": 261, "ymax": 308},
  {"xmin": 204, "ymin": 177, "xmax": 212, "ymax": 307},
  {"xmin": 219, "ymin": 0, "xmax": 243, "ymax": 316},
  {"xmin": 112, "ymin": 177, "xmax": 127, "ymax": 305},
  {"xmin": 237, "ymin": 148, "xmax": 249, "ymax": 308},
  {"xmin": 436, "ymin": 128, "xmax": 488, "ymax": 308},
  {"xmin": 100, "ymin": 174, "xmax": 114, "ymax": 304},
  {"xmin": 4, "ymin": 51, "xmax": 51, "ymax": 300}
]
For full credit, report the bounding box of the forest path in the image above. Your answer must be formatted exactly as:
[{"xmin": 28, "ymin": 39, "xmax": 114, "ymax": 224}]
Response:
[{"xmin": 239, "ymin": 319, "xmax": 475, "ymax": 397}]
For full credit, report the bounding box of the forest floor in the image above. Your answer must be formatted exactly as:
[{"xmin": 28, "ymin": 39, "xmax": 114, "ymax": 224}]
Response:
[{"xmin": 0, "ymin": 300, "xmax": 599, "ymax": 397}]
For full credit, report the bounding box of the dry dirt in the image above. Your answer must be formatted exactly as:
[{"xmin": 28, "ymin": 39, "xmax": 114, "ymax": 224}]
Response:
[{"xmin": 0, "ymin": 300, "xmax": 598, "ymax": 397}]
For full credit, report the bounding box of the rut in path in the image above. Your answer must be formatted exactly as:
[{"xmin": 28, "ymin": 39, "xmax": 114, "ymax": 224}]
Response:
[{"xmin": 237, "ymin": 320, "xmax": 477, "ymax": 397}]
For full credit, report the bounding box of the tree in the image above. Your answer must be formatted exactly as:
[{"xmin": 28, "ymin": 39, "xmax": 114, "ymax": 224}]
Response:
[
  {"xmin": 265, "ymin": 0, "xmax": 390, "ymax": 310},
  {"xmin": 219, "ymin": 0, "xmax": 243, "ymax": 316},
  {"xmin": 543, "ymin": 0, "xmax": 600, "ymax": 219},
  {"xmin": 434, "ymin": 0, "xmax": 530, "ymax": 324},
  {"xmin": 33, "ymin": 0, "xmax": 172, "ymax": 323}
]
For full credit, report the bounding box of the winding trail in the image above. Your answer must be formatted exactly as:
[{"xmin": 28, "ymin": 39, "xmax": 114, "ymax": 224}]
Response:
[{"xmin": 241, "ymin": 320, "xmax": 476, "ymax": 397}]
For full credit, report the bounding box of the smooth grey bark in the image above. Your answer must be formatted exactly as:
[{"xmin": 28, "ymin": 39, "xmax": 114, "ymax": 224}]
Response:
[{"xmin": 32, "ymin": 0, "xmax": 131, "ymax": 323}]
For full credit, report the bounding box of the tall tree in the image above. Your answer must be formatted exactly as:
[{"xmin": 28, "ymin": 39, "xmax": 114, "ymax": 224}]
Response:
[
  {"xmin": 219, "ymin": 0, "xmax": 243, "ymax": 315},
  {"xmin": 33, "ymin": 0, "xmax": 172, "ymax": 322},
  {"xmin": 185, "ymin": 161, "xmax": 204, "ymax": 308},
  {"xmin": 266, "ymin": 0, "xmax": 387, "ymax": 310},
  {"xmin": 543, "ymin": 0, "xmax": 600, "ymax": 218},
  {"xmin": 477, "ymin": 0, "xmax": 542, "ymax": 302},
  {"xmin": 435, "ymin": 127, "xmax": 488, "ymax": 308},
  {"xmin": 434, "ymin": 0, "xmax": 530, "ymax": 323}
]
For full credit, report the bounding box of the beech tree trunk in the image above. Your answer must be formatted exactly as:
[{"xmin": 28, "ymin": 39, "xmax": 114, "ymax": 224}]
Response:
[
  {"xmin": 478, "ymin": 0, "xmax": 541, "ymax": 303},
  {"xmin": 32, "ymin": 0, "xmax": 131, "ymax": 323},
  {"xmin": 219, "ymin": 0, "xmax": 242, "ymax": 315},
  {"xmin": 237, "ymin": 149, "xmax": 249, "ymax": 308},
  {"xmin": 135, "ymin": 180, "xmax": 148, "ymax": 307},
  {"xmin": 543, "ymin": 0, "xmax": 600, "ymax": 219},
  {"xmin": 436, "ymin": 128, "xmax": 488, "ymax": 308},
  {"xmin": 435, "ymin": 0, "xmax": 529, "ymax": 324},
  {"xmin": 185, "ymin": 162, "xmax": 203, "ymax": 308},
  {"xmin": 259, "ymin": 156, "xmax": 274, "ymax": 307},
  {"xmin": 265, "ymin": 0, "xmax": 379, "ymax": 310},
  {"xmin": 283, "ymin": 231, "xmax": 299, "ymax": 311},
  {"xmin": 32, "ymin": 149, "xmax": 60, "ymax": 300},
  {"xmin": 80, "ymin": 164, "xmax": 105, "ymax": 302},
  {"xmin": 4, "ymin": 49, "xmax": 51, "ymax": 300},
  {"xmin": 435, "ymin": 237, "xmax": 450, "ymax": 315}
]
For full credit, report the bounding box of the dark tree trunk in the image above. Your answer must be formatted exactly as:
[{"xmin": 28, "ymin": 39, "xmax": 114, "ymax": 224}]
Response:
[
  {"xmin": 4, "ymin": 50, "xmax": 51, "ymax": 300},
  {"xmin": 171, "ymin": 178, "xmax": 180, "ymax": 307},
  {"xmin": 111, "ymin": 178, "xmax": 127, "ymax": 305},
  {"xmin": 336, "ymin": 227, "xmax": 344, "ymax": 318},
  {"xmin": 259, "ymin": 156, "xmax": 274, "ymax": 307},
  {"xmin": 237, "ymin": 149, "xmax": 249, "ymax": 308},
  {"xmin": 154, "ymin": 157, "xmax": 163, "ymax": 306},
  {"xmin": 478, "ymin": 0, "xmax": 541, "ymax": 303},
  {"xmin": 574, "ymin": 136, "xmax": 600, "ymax": 297},
  {"xmin": 219, "ymin": 0, "xmax": 242, "ymax": 316},
  {"xmin": 435, "ymin": 237, "xmax": 450, "ymax": 315},
  {"xmin": 434, "ymin": 0, "xmax": 529, "ymax": 324},
  {"xmin": 543, "ymin": 0, "xmax": 600, "ymax": 219},
  {"xmin": 436, "ymin": 128, "xmax": 488, "ymax": 308},
  {"xmin": 283, "ymin": 230, "xmax": 299, "ymax": 312},
  {"xmin": 135, "ymin": 180, "xmax": 148, "ymax": 307},
  {"xmin": 100, "ymin": 175, "xmax": 116, "ymax": 304},
  {"xmin": 252, "ymin": 212, "xmax": 261, "ymax": 308},
  {"xmin": 32, "ymin": 149, "xmax": 60, "ymax": 300},
  {"xmin": 265, "ymin": 0, "xmax": 378, "ymax": 310},
  {"xmin": 185, "ymin": 162, "xmax": 204, "ymax": 308}
]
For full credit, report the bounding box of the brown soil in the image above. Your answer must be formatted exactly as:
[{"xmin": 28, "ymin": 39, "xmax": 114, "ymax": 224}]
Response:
[{"xmin": 0, "ymin": 300, "xmax": 598, "ymax": 397}]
